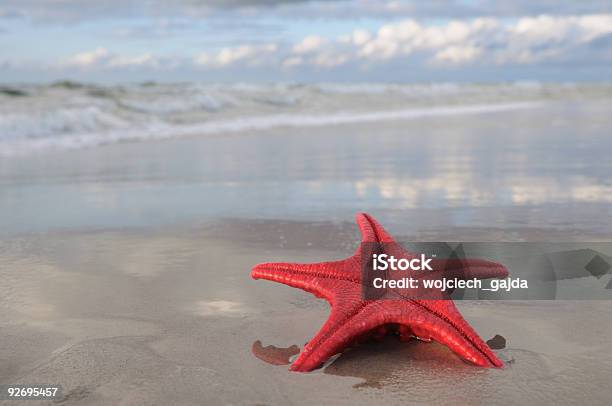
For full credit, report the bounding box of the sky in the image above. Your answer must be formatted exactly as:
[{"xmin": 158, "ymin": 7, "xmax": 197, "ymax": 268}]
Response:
[{"xmin": 1, "ymin": 0, "xmax": 611, "ymax": 83}]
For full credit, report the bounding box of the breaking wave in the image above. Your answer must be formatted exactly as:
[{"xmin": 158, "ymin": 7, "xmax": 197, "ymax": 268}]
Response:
[{"xmin": 1, "ymin": 82, "xmax": 609, "ymax": 156}]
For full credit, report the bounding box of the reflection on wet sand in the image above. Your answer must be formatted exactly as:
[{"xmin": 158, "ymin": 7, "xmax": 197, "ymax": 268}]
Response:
[{"xmin": 2, "ymin": 99, "xmax": 612, "ymax": 235}]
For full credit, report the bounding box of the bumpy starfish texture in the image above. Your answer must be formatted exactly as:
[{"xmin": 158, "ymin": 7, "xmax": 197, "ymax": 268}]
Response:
[{"xmin": 252, "ymin": 213, "xmax": 508, "ymax": 372}]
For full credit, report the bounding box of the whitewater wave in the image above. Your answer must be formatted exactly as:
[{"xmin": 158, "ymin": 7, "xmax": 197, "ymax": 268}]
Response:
[
  {"xmin": 1, "ymin": 82, "xmax": 610, "ymax": 156},
  {"xmin": 0, "ymin": 102, "xmax": 538, "ymax": 156}
]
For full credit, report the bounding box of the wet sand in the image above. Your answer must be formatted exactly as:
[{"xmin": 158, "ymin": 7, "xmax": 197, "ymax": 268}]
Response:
[
  {"xmin": 2, "ymin": 99, "xmax": 612, "ymax": 404},
  {"xmin": 1, "ymin": 224, "xmax": 612, "ymax": 405}
]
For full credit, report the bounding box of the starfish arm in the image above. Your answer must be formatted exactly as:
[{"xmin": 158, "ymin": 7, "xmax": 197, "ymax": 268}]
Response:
[
  {"xmin": 356, "ymin": 212, "xmax": 396, "ymax": 243},
  {"xmin": 356, "ymin": 212, "xmax": 416, "ymax": 266},
  {"xmin": 290, "ymin": 298, "xmax": 503, "ymax": 371},
  {"xmin": 290, "ymin": 296, "xmax": 385, "ymax": 372},
  {"xmin": 251, "ymin": 259, "xmax": 360, "ymax": 300},
  {"xmin": 405, "ymin": 300, "xmax": 504, "ymax": 367}
]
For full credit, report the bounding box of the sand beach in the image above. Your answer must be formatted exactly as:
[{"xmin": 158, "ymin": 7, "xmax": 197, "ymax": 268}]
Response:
[{"xmin": 1, "ymin": 84, "xmax": 612, "ymax": 404}]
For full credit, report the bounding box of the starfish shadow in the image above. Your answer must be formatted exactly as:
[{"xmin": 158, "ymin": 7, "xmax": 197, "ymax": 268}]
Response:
[
  {"xmin": 322, "ymin": 336, "xmax": 480, "ymax": 388},
  {"xmin": 252, "ymin": 333, "xmax": 509, "ymax": 388}
]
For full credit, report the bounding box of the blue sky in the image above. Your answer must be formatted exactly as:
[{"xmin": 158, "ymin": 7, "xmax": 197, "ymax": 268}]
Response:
[{"xmin": 1, "ymin": 0, "xmax": 611, "ymax": 83}]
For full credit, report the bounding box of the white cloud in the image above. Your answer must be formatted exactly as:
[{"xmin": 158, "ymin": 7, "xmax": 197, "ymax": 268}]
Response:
[
  {"xmin": 353, "ymin": 18, "xmax": 499, "ymax": 63},
  {"xmin": 288, "ymin": 35, "xmax": 351, "ymax": 68},
  {"xmin": 292, "ymin": 35, "xmax": 326, "ymax": 54},
  {"xmin": 66, "ymin": 47, "xmax": 112, "ymax": 67},
  {"xmin": 312, "ymin": 52, "xmax": 349, "ymax": 68},
  {"xmin": 351, "ymin": 29, "xmax": 372, "ymax": 46},
  {"xmin": 284, "ymin": 14, "xmax": 612, "ymax": 68},
  {"xmin": 195, "ymin": 43, "xmax": 278, "ymax": 67},
  {"xmin": 62, "ymin": 48, "xmax": 163, "ymax": 69},
  {"xmin": 434, "ymin": 45, "xmax": 482, "ymax": 64},
  {"xmin": 36, "ymin": 13, "xmax": 612, "ymax": 79},
  {"xmin": 107, "ymin": 53, "xmax": 157, "ymax": 68},
  {"xmin": 75, "ymin": 14, "xmax": 612, "ymax": 71}
]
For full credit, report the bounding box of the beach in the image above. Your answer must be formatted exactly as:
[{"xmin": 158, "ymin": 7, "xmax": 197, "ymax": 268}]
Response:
[{"xmin": 2, "ymin": 84, "xmax": 612, "ymax": 405}]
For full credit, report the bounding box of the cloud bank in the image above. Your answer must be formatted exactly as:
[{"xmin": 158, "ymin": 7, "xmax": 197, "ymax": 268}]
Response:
[
  {"xmin": 1, "ymin": 1, "xmax": 611, "ymax": 82},
  {"xmin": 52, "ymin": 15, "xmax": 612, "ymax": 77}
]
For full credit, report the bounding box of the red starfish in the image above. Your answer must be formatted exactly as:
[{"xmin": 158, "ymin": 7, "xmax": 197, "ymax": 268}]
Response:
[{"xmin": 252, "ymin": 213, "xmax": 508, "ymax": 372}]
